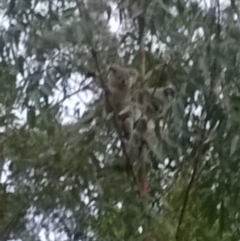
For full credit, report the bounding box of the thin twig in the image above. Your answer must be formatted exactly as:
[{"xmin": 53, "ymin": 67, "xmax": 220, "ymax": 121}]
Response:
[
  {"xmin": 175, "ymin": 2, "xmax": 220, "ymax": 235},
  {"xmin": 175, "ymin": 133, "xmax": 205, "ymax": 239},
  {"xmin": 140, "ymin": 37, "xmax": 146, "ymax": 83}
]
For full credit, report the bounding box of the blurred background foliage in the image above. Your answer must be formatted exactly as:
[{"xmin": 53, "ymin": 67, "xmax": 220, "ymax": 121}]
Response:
[{"xmin": 0, "ymin": 0, "xmax": 240, "ymax": 240}]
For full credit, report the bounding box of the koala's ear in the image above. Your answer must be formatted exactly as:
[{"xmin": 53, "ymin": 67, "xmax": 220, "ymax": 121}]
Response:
[
  {"xmin": 129, "ymin": 69, "xmax": 139, "ymax": 78},
  {"xmin": 108, "ymin": 64, "xmax": 119, "ymax": 73},
  {"xmin": 107, "ymin": 66, "xmax": 113, "ymax": 73}
]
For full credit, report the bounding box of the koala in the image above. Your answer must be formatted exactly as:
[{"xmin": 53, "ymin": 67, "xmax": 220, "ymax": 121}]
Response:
[
  {"xmin": 104, "ymin": 64, "xmax": 139, "ymax": 138},
  {"xmin": 147, "ymin": 85, "xmax": 175, "ymax": 102},
  {"xmin": 130, "ymin": 85, "xmax": 175, "ymax": 121},
  {"xmin": 127, "ymin": 117, "xmax": 157, "ymax": 161},
  {"xmin": 144, "ymin": 85, "xmax": 176, "ymax": 118}
]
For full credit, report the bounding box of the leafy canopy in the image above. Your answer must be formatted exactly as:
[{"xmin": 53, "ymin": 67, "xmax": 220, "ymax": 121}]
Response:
[{"xmin": 0, "ymin": 0, "xmax": 240, "ymax": 241}]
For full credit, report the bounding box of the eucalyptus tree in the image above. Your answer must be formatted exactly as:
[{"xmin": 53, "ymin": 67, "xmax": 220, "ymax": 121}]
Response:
[{"xmin": 0, "ymin": 0, "xmax": 240, "ymax": 241}]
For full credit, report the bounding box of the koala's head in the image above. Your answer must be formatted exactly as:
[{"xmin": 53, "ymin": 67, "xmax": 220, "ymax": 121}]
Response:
[{"xmin": 108, "ymin": 64, "xmax": 138, "ymax": 89}]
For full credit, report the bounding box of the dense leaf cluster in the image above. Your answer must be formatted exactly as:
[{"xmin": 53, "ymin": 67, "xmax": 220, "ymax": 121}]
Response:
[{"xmin": 0, "ymin": 0, "xmax": 240, "ymax": 240}]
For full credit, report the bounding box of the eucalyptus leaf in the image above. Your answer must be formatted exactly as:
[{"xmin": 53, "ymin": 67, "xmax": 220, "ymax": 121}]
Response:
[{"xmin": 230, "ymin": 135, "xmax": 239, "ymax": 156}]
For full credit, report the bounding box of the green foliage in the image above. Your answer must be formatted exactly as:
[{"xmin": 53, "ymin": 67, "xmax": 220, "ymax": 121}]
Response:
[{"xmin": 1, "ymin": 0, "xmax": 240, "ymax": 240}]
